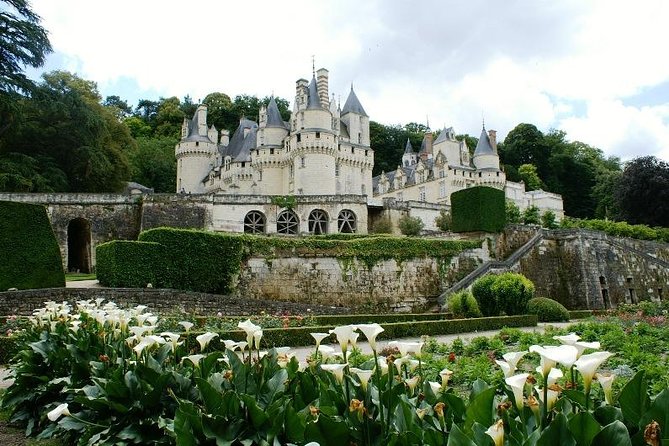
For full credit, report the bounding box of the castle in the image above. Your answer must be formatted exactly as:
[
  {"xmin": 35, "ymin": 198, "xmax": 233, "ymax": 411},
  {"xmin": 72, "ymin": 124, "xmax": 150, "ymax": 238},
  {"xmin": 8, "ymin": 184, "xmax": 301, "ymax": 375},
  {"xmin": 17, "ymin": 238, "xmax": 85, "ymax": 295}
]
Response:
[{"xmin": 175, "ymin": 67, "xmax": 563, "ymax": 234}]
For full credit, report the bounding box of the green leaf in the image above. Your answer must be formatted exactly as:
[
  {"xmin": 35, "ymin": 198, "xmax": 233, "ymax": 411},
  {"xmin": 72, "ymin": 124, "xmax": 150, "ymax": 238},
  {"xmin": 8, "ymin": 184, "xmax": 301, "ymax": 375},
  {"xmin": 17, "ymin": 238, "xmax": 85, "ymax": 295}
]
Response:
[
  {"xmin": 590, "ymin": 420, "xmax": 632, "ymax": 446},
  {"xmin": 304, "ymin": 414, "xmax": 350, "ymax": 446},
  {"xmin": 464, "ymin": 387, "xmax": 496, "ymax": 432},
  {"xmin": 618, "ymin": 371, "xmax": 649, "ymax": 426},
  {"xmin": 537, "ymin": 413, "xmax": 576, "ymax": 446},
  {"xmin": 284, "ymin": 404, "xmax": 305, "ymax": 443},
  {"xmin": 442, "ymin": 393, "xmax": 467, "ymax": 424},
  {"xmin": 174, "ymin": 404, "xmax": 199, "ymax": 446},
  {"xmin": 563, "ymin": 390, "xmax": 587, "ymax": 408},
  {"xmin": 447, "ymin": 423, "xmax": 477, "ymax": 446},
  {"xmin": 568, "ymin": 412, "xmax": 601, "ymax": 446},
  {"xmin": 260, "ymin": 368, "xmax": 288, "ymax": 408},
  {"xmin": 241, "ymin": 394, "xmax": 269, "ymax": 430},
  {"xmin": 196, "ymin": 378, "xmax": 223, "ymax": 415},
  {"xmin": 470, "ymin": 379, "xmax": 490, "ymax": 401},
  {"xmin": 639, "ymin": 388, "xmax": 669, "ymax": 437},
  {"xmin": 593, "ymin": 405, "xmax": 624, "ymax": 426},
  {"xmin": 522, "ymin": 429, "xmax": 541, "ymax": 446}
]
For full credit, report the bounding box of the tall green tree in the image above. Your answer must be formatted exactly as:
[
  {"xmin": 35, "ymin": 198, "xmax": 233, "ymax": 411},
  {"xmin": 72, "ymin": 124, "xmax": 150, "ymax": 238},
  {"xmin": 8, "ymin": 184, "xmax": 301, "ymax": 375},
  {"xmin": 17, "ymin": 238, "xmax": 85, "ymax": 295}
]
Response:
[
  {"xmin": 615, "ymin": 156, "xmax": 669, "ymax": 227},
  {"xmin": 127, "ymin": 136, "xmax": 176, "ymax": 193},
  {"xmin": 518, "ymin": 163, "xmax": 543, "ymax": 191}
]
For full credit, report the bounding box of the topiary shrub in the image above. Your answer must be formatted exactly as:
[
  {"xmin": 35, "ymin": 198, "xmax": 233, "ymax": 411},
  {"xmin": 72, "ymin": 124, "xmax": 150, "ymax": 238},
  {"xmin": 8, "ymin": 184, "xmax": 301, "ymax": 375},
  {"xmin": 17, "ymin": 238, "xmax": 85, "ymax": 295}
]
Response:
[
  {"xmin": 528, "ymin": 297, "xmax": 570, "ymax": 322},
  {"xmin": 451, "ymin": 186, "xmax": 506, "ymax": 233},
  {"xmin": 446, "ymin": 290, "xmax": 482, "ymax": 318},
  {"xmin": 370, "ymin": 218, "xmax": 393, "ymax": 234},
  {"xmin": 96, "ymin": 240, "xmax": 165, "ymax": 288},
  {"xmin": 0, "ymin": 201, "xmax": 65, "ymax": 290},
  {"xmin": 435, "ymin": 209, "xmax": 451, "ymax": 231},
  {"xmin": 471, "ymin": 274, "xmax": 500, "ymax": 317},
  {"xmin": 492, "ymin": 272, "xmax": 535, "ymax": 316},
  {"xmin": 398, "ymin": 215, "xmax": 424, "ymax": 236}
]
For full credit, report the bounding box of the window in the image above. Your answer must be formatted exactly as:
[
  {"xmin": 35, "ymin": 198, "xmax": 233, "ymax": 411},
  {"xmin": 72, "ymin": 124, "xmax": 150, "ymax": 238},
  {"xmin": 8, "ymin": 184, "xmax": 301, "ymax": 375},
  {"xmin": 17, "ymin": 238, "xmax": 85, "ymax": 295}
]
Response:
[
  {"xmin": 308, "ymin": 209, "xmax": 328, "ymax": 234},
  {"xmin": 297, "ymin": 134, "xmax": 301, "ymax": 142},
  {"xmin": 397, "ymin": 192, "xmax": 403, "ymax": 201},
  {"xmin": 277, "ymin": 210, "xmax": 299, "ymax": 235},
  {"xmin": 259, "ymin": 170, "xmax": 263, "ymax": 182},
  {"xmin": 300, "ymin": 156, "xmax": 306, "ymax": 168},
  {"xmin": 365, "ymin": 150, "xmax": 368, "ymax": 156},
  {"xmin": 289, "ymin": 164, "xmax": 294, "ymax": 179},
  {"xmin": 270, "ymin": 148, "xmax": 274, "ymax": 155},
  {"xmin": 195, "ymin": 141, "xmax": 199, "ymax": 147},
  {"xmin": 244, "ymin": 211, "xmax": 266, "ymax": 234},
  {"xmin": 361, "ymin": 184, "xmax": 366, "ymax": 195},
  {"xmin": 316, "ymin": 132, "xmax": 320, "ymax": 138},
  {"xmin": 419, "ymin": 186, "xmax": 426, "ymax": 202},
  {"xmin": 335, "ymin": 164, "xmax": 340, "ymax": 177},
  {"xmin": 351, "ymin": 147, "xmax": 355, "ymax": 154},
  {"xmin": 338, "ymin": 210, "xmax": 357, "ymax": 233},
  {"xmin": 439, "ymin": 169, "xmax": 445, "ymax": 178},
  {"xmin": 439, "ymin": 181, "xmax": 446, "ymax": 198},
  {"xmin": 358, "ymin": 132, "xmax": 361, "ymax": 144},
  {"xmin": 241, "ymin": 162, "xmax": 245, "ymax": 168}
]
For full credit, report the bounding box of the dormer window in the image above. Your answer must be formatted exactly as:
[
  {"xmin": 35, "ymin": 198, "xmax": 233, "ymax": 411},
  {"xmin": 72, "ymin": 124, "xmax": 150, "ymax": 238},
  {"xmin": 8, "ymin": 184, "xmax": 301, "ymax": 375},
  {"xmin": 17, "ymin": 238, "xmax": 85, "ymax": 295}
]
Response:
[{"xmin": 315, "ymin": 132, "xmax": 320, "ymax": 139}]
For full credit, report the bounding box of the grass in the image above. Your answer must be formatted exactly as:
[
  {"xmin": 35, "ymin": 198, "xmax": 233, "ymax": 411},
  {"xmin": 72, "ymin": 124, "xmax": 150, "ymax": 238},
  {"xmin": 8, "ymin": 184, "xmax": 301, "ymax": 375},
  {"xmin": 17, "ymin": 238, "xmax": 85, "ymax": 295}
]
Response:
[{"xmin": 64, "ymin": 273, "xmax": 96, "ymax": 282}]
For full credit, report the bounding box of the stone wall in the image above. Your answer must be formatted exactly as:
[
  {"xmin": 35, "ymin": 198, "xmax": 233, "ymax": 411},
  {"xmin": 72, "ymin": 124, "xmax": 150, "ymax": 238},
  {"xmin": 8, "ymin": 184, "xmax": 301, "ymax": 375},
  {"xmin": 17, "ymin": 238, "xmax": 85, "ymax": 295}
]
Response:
[{"xmin": 0, "ymin": 288, "xmax": 350, "ymax": 316}]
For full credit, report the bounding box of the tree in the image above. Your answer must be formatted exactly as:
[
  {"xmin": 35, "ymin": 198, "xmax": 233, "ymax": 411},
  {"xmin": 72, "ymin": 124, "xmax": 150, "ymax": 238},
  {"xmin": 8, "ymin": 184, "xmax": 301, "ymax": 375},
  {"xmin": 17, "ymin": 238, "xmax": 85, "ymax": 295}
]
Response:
[
  {"xmin": 0, "ymin": 0, "xmax": 52, "ymax": 95},
  {"xmin": 500, "ymin": 124, "xmax": 549, "ymax": 178},
  {"xmin": 541, "ymin": 210, "xmax": 558, "ymax": 229},
  {"xmin": 615, "ymin": 156, "xmax": 669, "ymax": 227},
  {"xmin": 518, "ymin": 163, "xmax": 543, "ymax": 191},
  {"xmin": 435, "ymin": 209, "xmax": 451, "ymax": 231},
  {"xmin": 523, "ymin": 205, "xmax": 541, "ymax": 225},
  {"xmin": 103, "ymin": 95, "xmax": 132, "ymax": 120},
  {"xmin": 127, "ymin": 136, "xmax": 176, "ymax": 192},
  {"xmin": 398, "ymin": 215, "xmax": 424, "ymax": 236},
  {"xmin": 506, "ymin": 200, "xmax": 522, "ymax": 224},
  {"xmin": 154, "ymin": 97, "xmax": 185, "ymax": 138}
]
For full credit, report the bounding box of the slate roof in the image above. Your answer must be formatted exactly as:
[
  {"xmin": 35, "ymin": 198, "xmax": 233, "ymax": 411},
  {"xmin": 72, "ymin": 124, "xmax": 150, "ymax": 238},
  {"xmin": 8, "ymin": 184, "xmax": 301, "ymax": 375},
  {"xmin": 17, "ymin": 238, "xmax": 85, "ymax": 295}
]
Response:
[
  {"xmin": 307, "ymin": 76, "xmax": 321, "ymax": 109},
  {"xmin": 266, "ymin": 97, "xmax": 287, "ymax": 128},
  {"xmin": 184, "ymin": 109, "xmax": 212, "ymax": 143},
  {"xmin": 404, "ymin": 139, "xmax": 414, "ymax": 154},
  {"xmin": 434, "ymin": 127, "xmax": 454, "ymax": 144},
  {"xmin": 473, "ymin": 126, "xmax": 495, "ymax": 157},
  {"xmin": 222, "ymin": 118, "xmax": 258, "ymax": 162},
  {"xmin": 341, "ymin": 86, "xmax": 368, "ymax": 117}
]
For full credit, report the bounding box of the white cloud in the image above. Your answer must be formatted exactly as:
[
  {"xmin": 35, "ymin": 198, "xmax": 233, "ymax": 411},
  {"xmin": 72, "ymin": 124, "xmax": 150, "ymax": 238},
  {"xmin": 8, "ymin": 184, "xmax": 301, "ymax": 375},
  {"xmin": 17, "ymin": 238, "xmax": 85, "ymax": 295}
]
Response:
[{"xmin": 29, "ymin": 0, "xmax": 669, "ymax": 162}]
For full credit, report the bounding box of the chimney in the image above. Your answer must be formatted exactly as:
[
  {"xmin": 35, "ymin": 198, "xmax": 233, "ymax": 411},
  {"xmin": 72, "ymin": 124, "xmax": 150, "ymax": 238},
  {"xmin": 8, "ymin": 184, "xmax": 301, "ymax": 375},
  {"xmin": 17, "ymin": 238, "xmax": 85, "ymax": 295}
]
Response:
[
  {"xmin": 488, "ymin": 129, "xmax": 497, "ymax": 152},
  {"xmin": 426, "ymin": 132, "xmax": 434, "ymax": 156},
  {"xmin": 295, "ymin": 78, "xmax": 309, "ymax": 110},
  {"xmin": 196, "ymin": 105, "xmax": 207, "ymax": 136},
  {"xmin": 220, "ymin": 130, "xmax": 230, "ymax": 146},
  {"xmin": 316, "ymin": 68, "xmax": 329, "ymax": 108}
]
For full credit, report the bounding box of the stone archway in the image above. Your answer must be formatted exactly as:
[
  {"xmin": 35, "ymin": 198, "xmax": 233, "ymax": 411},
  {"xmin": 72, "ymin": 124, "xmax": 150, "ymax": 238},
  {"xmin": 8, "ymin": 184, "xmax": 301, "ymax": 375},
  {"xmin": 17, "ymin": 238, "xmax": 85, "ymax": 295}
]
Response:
[{"xmin": 67, "ymin": 218, "xmax": 91, "ymax": 273}]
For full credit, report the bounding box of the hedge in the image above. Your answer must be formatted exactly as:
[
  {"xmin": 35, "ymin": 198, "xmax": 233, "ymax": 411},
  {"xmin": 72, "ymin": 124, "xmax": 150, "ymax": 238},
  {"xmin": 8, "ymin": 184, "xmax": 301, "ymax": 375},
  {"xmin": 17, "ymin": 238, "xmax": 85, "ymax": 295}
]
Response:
[
  {"xmin": 527, "ymin": 297, "xmax": 569, "ymax": 322},
  {"xmin": 96, "ymin": 241, "xmax": 165, "ymax": 288},
  {"xmin": 138, "ymin": 228, "xmax": 245, "ymax": 294},
  {"xmin": 180, "ymin": 314, "xmax": 539, "ymax": 349},
  {"xmin": 451, "ymin": 186, "xmax": 506, "ymax": 233},
  {"xmin": 560, "ymin": 217, "xmax": 669, "ymax": 243},
  {"xmin": 0, "ymin": 201, "xmax": 65, "ymax": 290},
  {"xmin": 569, "ymin": 310, "xmax": 594, "ymax": 320}
]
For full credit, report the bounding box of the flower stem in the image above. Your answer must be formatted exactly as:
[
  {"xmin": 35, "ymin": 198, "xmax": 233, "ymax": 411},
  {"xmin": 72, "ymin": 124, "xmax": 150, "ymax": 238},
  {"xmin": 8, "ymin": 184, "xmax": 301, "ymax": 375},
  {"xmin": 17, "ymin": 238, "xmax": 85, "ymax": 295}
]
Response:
[
  {"xmin": 373, "ymin": 350, "xmax": 385, "ymax": 438},
  {"xmin": 542, "ymin": 374, "xmax": 548, "ymax": 429}
]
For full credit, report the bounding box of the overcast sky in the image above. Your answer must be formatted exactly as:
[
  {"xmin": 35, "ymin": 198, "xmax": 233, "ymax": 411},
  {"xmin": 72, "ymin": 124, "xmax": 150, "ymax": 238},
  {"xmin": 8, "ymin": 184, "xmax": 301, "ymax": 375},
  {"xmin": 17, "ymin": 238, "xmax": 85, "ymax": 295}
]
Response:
[{"xmin": 28, "ymin": 0, "xmax": 669, "ymax": 162}]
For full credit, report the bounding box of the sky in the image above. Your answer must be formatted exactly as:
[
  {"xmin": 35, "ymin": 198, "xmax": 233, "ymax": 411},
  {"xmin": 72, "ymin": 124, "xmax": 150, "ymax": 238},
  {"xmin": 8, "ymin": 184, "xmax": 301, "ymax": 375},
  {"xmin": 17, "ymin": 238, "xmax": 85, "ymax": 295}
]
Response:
[{"xmin": 27, "ymin": 0, "xmax": 669, "ymax": 163}]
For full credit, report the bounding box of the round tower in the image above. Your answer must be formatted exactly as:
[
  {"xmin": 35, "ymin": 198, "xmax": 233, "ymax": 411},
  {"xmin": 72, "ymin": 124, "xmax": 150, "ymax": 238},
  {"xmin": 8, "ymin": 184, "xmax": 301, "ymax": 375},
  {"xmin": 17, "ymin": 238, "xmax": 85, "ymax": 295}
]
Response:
[{"xmin": 175, "ymin": 105, "xmax": 217, "ymax": 193}]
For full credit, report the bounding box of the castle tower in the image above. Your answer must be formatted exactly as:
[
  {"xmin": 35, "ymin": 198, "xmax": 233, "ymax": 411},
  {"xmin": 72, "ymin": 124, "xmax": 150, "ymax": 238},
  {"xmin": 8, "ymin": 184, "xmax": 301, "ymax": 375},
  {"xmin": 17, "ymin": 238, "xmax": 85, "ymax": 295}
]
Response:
[
  {"xmin": 402, "ymin": 139, "xmax": 417, "ymax": 167},
  {"xmin": 175, "ymin": 105, "xmax": 217, "ymax": 193},
  {"xmin": 340, "ymin": 85, "xmax": 370, "ymax": 146},
  {"xmin": 472, "ymin": 125, "xmax": 500, "ymax": 170}
]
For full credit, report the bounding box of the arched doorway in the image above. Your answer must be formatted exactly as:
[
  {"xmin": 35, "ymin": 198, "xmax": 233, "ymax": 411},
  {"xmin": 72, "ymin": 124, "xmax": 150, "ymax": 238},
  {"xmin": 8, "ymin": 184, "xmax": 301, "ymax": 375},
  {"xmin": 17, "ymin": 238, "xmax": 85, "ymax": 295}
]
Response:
[{"xmin": 67, "ymin": 218, "xmax": 91, "ymax": 273}]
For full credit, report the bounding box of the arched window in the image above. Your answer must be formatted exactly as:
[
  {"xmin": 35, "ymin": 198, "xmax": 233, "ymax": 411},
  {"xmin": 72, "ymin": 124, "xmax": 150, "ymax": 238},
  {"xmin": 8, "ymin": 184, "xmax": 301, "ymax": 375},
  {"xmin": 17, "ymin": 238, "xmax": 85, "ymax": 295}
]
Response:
[
  {"xmin": 308, "ymin": 209, "xmax": 329, "ymax": 234},
  {"xmin": 244, "ymin": 211, "xmax": 266, "ymax": 234},
  {"xmin": 277, "ymin": 210, "xmax": 299, "ymax": 235},
  {"xmin": 338, "ymin": 210, "xmax": 357, "ymax": 233}
]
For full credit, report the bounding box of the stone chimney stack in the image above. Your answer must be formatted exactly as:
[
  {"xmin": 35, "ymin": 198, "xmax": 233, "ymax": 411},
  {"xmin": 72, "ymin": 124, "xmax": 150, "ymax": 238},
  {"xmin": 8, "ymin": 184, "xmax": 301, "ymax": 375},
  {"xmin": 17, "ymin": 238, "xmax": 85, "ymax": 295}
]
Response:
[
  {"xmin": 488, "ymin": 129, "xmax": 497, "ymax": 153},
  {"xmin": 220, "ymin": 129, "xmax": 230, "ymax": 146},
  {"xmin": 196, "ymin": 105, "xmax": 207, "ymax": 136},
  {"xmin": 295, "ymin": 78, "xmax": 309, "ymax": 111},
  {"xmin": 316, "ymin": 68, "xmax": 329, "ymax": 108},
  {"xmin": 426, "ymin": 132, "xmax": 434, "ymax": 156}
]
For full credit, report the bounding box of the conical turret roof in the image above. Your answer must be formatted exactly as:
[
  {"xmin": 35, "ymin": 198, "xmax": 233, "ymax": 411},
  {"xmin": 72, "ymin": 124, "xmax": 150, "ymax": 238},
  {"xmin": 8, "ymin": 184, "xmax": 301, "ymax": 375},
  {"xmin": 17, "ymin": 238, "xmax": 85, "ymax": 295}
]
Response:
[
  {"xmin": 342, "ymin": 85, "xmax": 368, "ymax": 116},
  {"xmin": 404, "ymin": 139, "xmax": 414, "ymax": 154},
  {"xmin": 473, "ymin": 126, "xmax": 495, "ymax": 157},
  {"xmin": 265, "ymin": 97, "xmax": 285, "ymax": 128},
  {"xmin": 307, "ymin": 76, "xmax": 321, "ymax": 109}
]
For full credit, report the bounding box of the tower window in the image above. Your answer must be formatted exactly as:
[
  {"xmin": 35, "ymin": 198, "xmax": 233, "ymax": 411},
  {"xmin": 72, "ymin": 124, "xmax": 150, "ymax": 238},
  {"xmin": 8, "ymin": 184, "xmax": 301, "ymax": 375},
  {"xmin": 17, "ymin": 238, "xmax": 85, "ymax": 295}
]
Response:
[
  {"xmin": 335, "ymin": 164, "xmax": 340, "ymax": 176},
  {"xmin": 365, "ymin": 150, "xmax": 368, "ymax": 156},
  {"xmin": 195, "ymin": 141, "xmax": 199, "ymax": 147},
  {"xmin": 316, "ymin": 132, "xmax": 320, "ymax": 138},
  {"xmin": 351, "ymin": 147, "xmax": 355, "ymax": 154},
  {"xmin": 297, "ymin": 134, "xmax": 301, "ymax": 142},
  {"xmin": 270, "ymin": 148, "xmax": 274, "ymax": 155},
  {"xmin": 300, "ymin": 156, "xmax": 306, "ymax": 168}
]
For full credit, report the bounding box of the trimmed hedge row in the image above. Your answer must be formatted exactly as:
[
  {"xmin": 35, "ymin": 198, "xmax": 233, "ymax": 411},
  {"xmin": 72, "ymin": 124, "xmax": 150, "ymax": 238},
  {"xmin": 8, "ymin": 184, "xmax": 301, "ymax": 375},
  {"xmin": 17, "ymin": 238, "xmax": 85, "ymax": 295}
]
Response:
[
  {"xmin": 0, "ymin": 201, "xmax": 65, "ymax": 290},
  {"xmin": 181, "ymin": 314, "xmax": 539, "ymax": 349},
  {"xmin": 451, "ymin": 186, "xmax": 506, "ymax": 233},
  {"xmin": 569, "ymin": 310, "xmax": 594, "ymax": 320},
  {"xmin": 96, "ymin": 227, "xmax": 481, "ymax": 293},
  {"xmin": 560, "ymin": 217, "xmax": 669, "ymax": 243},
  {"xmin": 96, "ymin": 241, "xmax": 165, "ymax": 288}
]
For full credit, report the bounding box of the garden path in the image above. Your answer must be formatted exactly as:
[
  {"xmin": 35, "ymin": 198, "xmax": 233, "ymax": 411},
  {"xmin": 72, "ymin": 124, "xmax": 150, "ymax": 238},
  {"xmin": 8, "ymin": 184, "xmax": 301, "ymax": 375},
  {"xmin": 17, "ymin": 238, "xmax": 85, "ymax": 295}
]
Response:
[{"xmin": 0, "ymin": 322, "xmax": 573, "ymax": 389}]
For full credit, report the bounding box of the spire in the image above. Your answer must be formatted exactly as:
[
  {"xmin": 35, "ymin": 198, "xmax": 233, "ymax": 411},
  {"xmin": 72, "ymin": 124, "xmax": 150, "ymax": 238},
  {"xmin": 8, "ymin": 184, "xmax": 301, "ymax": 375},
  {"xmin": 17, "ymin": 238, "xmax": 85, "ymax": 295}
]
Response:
[
  {"xmin": 265, "ymin": 96, "xmax": 285, "ymax": 128},
  {"xmin": 473, "ymin": 125, "xmax": 495, "ymax": 157},
  {"xmin": 341, "ymin": 85, "xmax": 368, "ymax": 116},
  {"xmin": 404, "ymin": 138, "xmax": 414, "ymax": 154},
  {"xmin": 307, "ymin": 76, "xmax": 322, "ymax": 109}
]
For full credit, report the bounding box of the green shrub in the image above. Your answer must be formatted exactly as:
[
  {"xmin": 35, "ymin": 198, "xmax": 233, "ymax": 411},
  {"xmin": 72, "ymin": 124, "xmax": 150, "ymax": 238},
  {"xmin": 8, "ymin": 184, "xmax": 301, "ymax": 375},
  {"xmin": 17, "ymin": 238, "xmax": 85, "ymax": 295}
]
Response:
[
  {"xmin": 451, "ymin": 186, "xmax": 506, "ymax": 233},
  {"xmin": 0, "ymin": 201, "xmax": 65, "ymax": 290},
  {"xmin": 560, "ymin": 217, "xmax": 669, "ymax": 243},
  {"xmin": 527, "ymin": 297, "xmax": 570, "ymax": 322},
  {"xmin": 398, "ymin": 215, "xmax": 424, "ymax": 236},
  {"xmin": 446, "ymin": 290, "xmax": 482, "ymax": 318},
  {"xmin": 370, "ymin": 218, "xmax": 393, "ymax": 234},
  {"xmin": 506, "ymin": 200, "xmax": 522, "ymax": 224},
  {"xmin": 139, "ymin": 228, "xmax": 245, "ymax": 294},
  {"xmin": 523, "ymin": 205, "xmax": 540, "ymax": 225},
  {"xmin": 96, "ymin": 241, "xmax": 165, "ymax": 288},
  {"xmin": 434, "ymin": 209, "xmax": 451, "ymax": 231},
  {"xmin": 568, "ymin": 310, "xmax": 593, "ymax": 320},
  {"xmin": 471, "ymin": 275, "xmax": 500, "ymax": 317},
  {"xmin": 492, "ymin": 272, "xmax": 535, "ymax": 316},
  {"xmin": 541, "ymin": 210, "xmax": 558, "ymax": 229}
]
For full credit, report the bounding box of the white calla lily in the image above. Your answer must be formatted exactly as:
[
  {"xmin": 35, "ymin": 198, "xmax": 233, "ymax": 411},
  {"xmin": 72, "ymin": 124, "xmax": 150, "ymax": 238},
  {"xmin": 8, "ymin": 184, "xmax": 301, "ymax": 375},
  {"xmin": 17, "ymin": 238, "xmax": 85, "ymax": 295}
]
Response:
[
  {"xmin": 530, "ymin": 344, "xmax": 578, "ymax": 377},
  {"xmin": 196, "ymin": 332, "xmax": 218, "ymax": 351},
  {"xmin": 534, "ymin": 366, "xmax": 564, "ymax": 386},
  {"xmin": 496, "ymin": 360, "xmax": 514, "ymax": 378},
  {"xmin": 535, "ymin": 386, "xmax": 560, "ymax": 411},
  {"xmin": 356, "ymin": 323, "xmax": 385, "ymax": 351},
  {"xmin": 376, "ymin": 356, "xmax": 389, "ymax": 375},
  {"xmin": 350, "ymin": 368, "xmax": 374, "ymax": 391},
  {"xmin": 405, "ymin": 376, "xmax": 420, "ymax": 393},
  {"xmin": 329, "ymin": 325, "xmax": 356, "ymax": 354},
  {"xmin": 505, "ymin": 373, "xmax": 529, "ymax": 409},
  {"xmin": 182, "ymin": 354, "xmax": 205, "ymax": 366},
  {"xmin": 574, "ymin": 351, "xmax": 614, "ymax": 392},
  {"xmin": 222, "ymin": 339, "xmax": 239, "ymax": 351},
  {"xmin": 238, "ymin": 319, "xmax": 262, "ymax": 348},
  {"xmin": 179, "ymin": 321, "xmax": 194, "ymax": 332},
  {"xmin": 47, "ymin": 403, "xmax": 71, "ymax": 422},
  {"xmin": 596, "ymin": 372, "xmax": 615, "ymax": 405},
  {"xmin": 439, "ymin": 368, "xmax": 453, "ymax": 388},
  {"xmin": 553, "ymin": 333, "xmax": 580, "ymax": 345},
  {"xmin": 502, "ymin": 351, "xmax": 528, "ymax": 370},
  {"xmin": 253, "ymin": 330, "xmax": 263, "ymax": 350},
  {"xmin": 573, "ymin": 341, "xmax": 600, "ymax": 358},
  {"xmin": 321, "ymin": 363, "xmax": 348, "ymax": 383},
  {"xmin": 429, "ymin": 381, "xmax": 442, "ymax": 395},
  {"xmin": 485, "ymin": 420, "xmax": 504, "ymax": 446},
  {"xmin": 310, "ymin": 332, "xmax": 330, "ymax": 349}
]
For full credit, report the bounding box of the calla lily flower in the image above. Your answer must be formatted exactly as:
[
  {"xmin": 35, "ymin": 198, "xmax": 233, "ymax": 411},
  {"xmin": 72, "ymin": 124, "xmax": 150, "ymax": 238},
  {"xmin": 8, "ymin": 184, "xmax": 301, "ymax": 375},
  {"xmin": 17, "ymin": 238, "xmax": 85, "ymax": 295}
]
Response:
[
  {"xmin": 311, "ymin": 332, "xmax": 330, "ymax": 349},
  {"xmin": 318, "ymin": 345, "xmax": 337, "ymax": 360},
  {"xmin": 329, "ymin": 325, "xmax": 357, "ymax": 354},
  {"xmin": 506, "ymin": 373, "xmax": 529, "ymax": 410},
  {"xmin": 574, "ymin": 351, "xmax": 614, "ymax": 392},
  {"xmin": 179, "ymin": 321, "xmax": 194, "ymax": 332},
  {"xmin": 376, "ymin": 356, "xmax": 389, "ymax": 375},
  {"xmin": 596, "ymin": 372, "xmax": 615, "ymax": 404},
  {"xmin": 534, "ymin": 366, "xmax": 564, "ymax": 386},
  {"xmin": 350, "ymin": 368, "xmax": 374, "ymax": 391},
  {"xmin": 196, "ymin": 332, "xmax": 218, "ymax": 351},
  {"xmin": 356, "ymin": 323, "xmax": 385, "ymax": 351},
  {"xmin": 182, "ymin": 354, "xmax": 205, "ymax": 366},
  {"xmin": 496, "ymin": 360, "xmax": 514, "ymax": 378},
  {"xmin": 503, "ymin": 351, "xmax": 528, "ymax": 370},
  {"xmin": 238, "ymin": 319, "xmax": 262, "ymax": 348},
  {"xmin": 530, "ymin": 344, "xmax": 578, "ymax": 377},
  {"xmin": 253, "ymin": 330, "xmax": 263, "ymax": 350},
  {"xmin": 222, "ymin": 340, "xmax": 240, "ymax": 351},
  {"xmin": 405, "ymin": 376, "xmax": 420, "ymax": 393},
  {"xmin": 47, "ymin": 403, "xmax": 71, "ymax": 422},
  {"xmin": 573, "ymin": 341, "xmax": 600, "ymax": 358},
  {"xmin": 553, "ymin": 333, "xmax": 580, "ymax": 345},
  {"xmin": 439, "ymin": 368, "xmax": 453, "ymax": 388},
  {"xmin": 429, "ymin": 381, "xmax": 442, "ymax": 395},
  {"xmin": 321, "ymin": 363, "xmax": 348, "ymax": 383},
  {"xmin": 535, "ymin": 386, "xmax": 560, "ymax": 411},
  {"xmin": 485, "ymin": 420, "xmax": 504, "ymax": 446}
]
